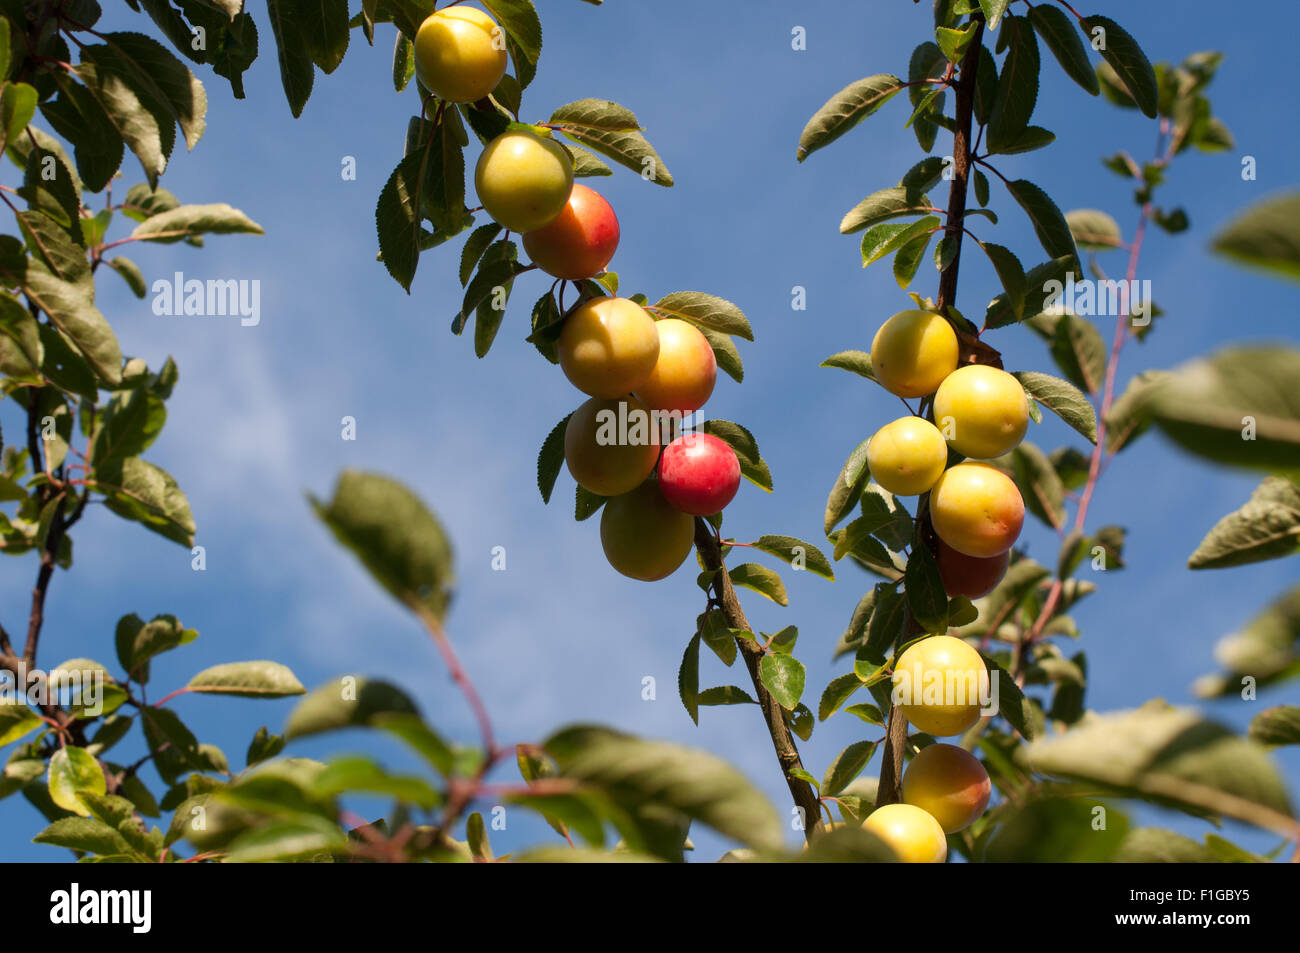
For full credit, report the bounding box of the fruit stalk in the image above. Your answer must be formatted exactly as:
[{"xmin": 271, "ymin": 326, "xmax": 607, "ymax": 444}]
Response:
[
  {"xmin": 692, "ymin": 518, "xmax": 823, "ymax": 838},
  {"xmin": 877, "ymin": 15, "xmax": 985, "ymax": 809}
]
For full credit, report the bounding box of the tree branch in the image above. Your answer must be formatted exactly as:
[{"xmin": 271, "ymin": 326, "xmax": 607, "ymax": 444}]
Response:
[
  {"xmin": 693, "ymin": 518, "xmax": 823, "ymax": 840},
  {"xmin": 877, "ymin": 17, "xmax": 985, "ymax": 808}
]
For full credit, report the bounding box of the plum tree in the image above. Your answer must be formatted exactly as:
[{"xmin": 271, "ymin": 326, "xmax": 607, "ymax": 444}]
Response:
[
  {"xmin": 657, "ymin": 432, "xmax": 741, "ymax": 516},
  {"xmin": 870, "ymin": 310, "xmax": 959, "ymax": 398},
  {"xmin": 564, "ymin": 397, "xmax": 661, "ymax": 496},
  {"xmin": 892, "ymin": 634, "xmax": 989, "ymax": 737},
  {"xmin": 936, "ymin": 539, "xmax": 1010, "ymax": 599},
  {"xmin": 474, "ymin": 129, "xmax": 574, "ymax": 233},
  {"xmin": 933, "ymin": 365, "xmax": 1030, "ymax": 460},
  {"xmin": 861, "ymin": 803, "xmax": 948, "ymax": 863},
  {"xmin": 929, "ymin": 462, "xmax": 1025, "ymax": 558},
  {"xmin": 413, "ymin": 7, "xmax": 508, "ymax": 104},
  {"xmin": 600, "ymin": 480, "xmax": 695, "ymax": 581},
  {"xmin": 902, "ymin": 743, "xmax": 992, "ymax": 833},
  {"xmin": 633, "ymin": 318, "xmax": 717, "ymax": 414},
  {"xmin": 558, "ymin": 297, "xmax": 661, "ymax": 398},
  {"xmin": 522, "ymin": 184, "xmax": 621, "ymax": 280},
  {"xmin": 866, "ymin": 416, "xmax": 948, "ymax": 496}
]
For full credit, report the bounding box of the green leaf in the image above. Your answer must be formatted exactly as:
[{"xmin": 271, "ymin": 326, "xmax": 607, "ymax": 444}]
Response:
[
  {"xmin": 1189, "ymin": 477, "xmax": 1300, "ymax": 570},
  {"xmin": 1080, "ymin": 16, "xmax": 1158, "ymax": 117},
  {"xmin": 544, "ymin": 725, "xmax": 785, "ymax": 856},
  {"xmin": 266, "ymin": 0, "xmax": 315, "ymax": 117},
  {"xmin": 861, "ymin": 217, "xmax": 939, "ymax": 268},
  {"xmin": 840, "ymin": 186, "xmax": 933, "ymax": 235},
  {"xmin": 748, "ymin": 534, "xmax": 833, "ymax": 581},
  {"xmin": 985, "ymin": 797, "xmax": 1128, "ymax": 862},
  {"xmin": 652, "ymin": 292, "xmax": 752, "ymax": 342},
  {"xmin": 1022, "ymin": 703, "xmax": 1293, "ymax": 822},
  {"xmin": 699, "ymin": 325, "xmax": 743, "ymax": 383},
  {"xmin": 894, "ymin": 230, "xmax": 933, "ymax": 289},
  {"xmin": 129, "ymin": 202, "xmax": 262, "ymax": 242},
  {"xmin": 1066, "ymin": 208, "xmax": 1122, "ymax": 250},
  {"xmin": 1104, "ymin": 370, "xmax": 1166, "ymax": 453},
  {"xmin": 549, "ymin": 100, "xmax": 672, "ymax": 186},
  {"xmin": 1012, "ymin": 371, "xmax": 1098, "ymax": 443},
  {"xmin": 865, "ymin": 585, "xmax": 907, "ymax": 658},
  {"xmin": 935, "ymin": 22, "xmax": 979, "ymax": 64},
  {"xmin": 1196, "ymin": 585, "xmax": 1300, "ymax": 698},
  {"xmin": 819, "ymin": 672, "xmax": 862, "ymax": 722},
  {"xmin": 987, "ymin": 15, "xmax": 1039, "ymax": 152},
  {"xmin": 536, "ymin": 413, "xmax": 570, "ymax": 504},
  {"xmin": 105, "ymin": 256, "xmax": 147, "ymax": 298},
  {"xmin": 984, "ymin": 255, "xmax": 1074, "ymax": 330},
  {"xmin": 678, "ymin": 634, "xmax": 700, "ymax": 725},
  {"xmin": 978, "ymin": 0, "xmax": 1012, "ymax": 30},
  {"xmin": 904, "ymin": 543, "xmax": 948, "ymax": 634},
  {"xmin": 459, "ymin": 223, "xmax": 502, "ymax": 286},
  {"xmin": 1142, "ymin": 348, "xmax": 1300, "ymax": 472},
  {"xmin": 1007, "ymin": 442, "xmax": 1067, "ymax": 529},
  {"xmin": 698, "ymin": 686, "xmax": 756, "ymax": 706},
  {"xmin": 1049, "ymin": 313, "xmax": 1106, "ymax": 394},
  {"xmin": 375, "ymin": 152, "xmax": 424, "ymax": 292},
  {"xmin": 224, "ymin": 815, "xmax": 348, "ymax": 863},
  {"xmin": 246, "ymin": 726, "xmax": 286, "ymax": 767},
  {"xmin": 1249, "ymin": 706, "xmax": 1300, "ymax": 746},
  {"xmin": 0, "ymin": 82, "xmax": 37, "ymax": 155},
  {"xmin": 825, "ymin": 438, "xmax": 871, "ymax": 534},
  {"xmin": 702, "ymin": 419, "xmax": 772, "ymax": 491},
  {"xmin": 0, "ymin": 705, "xmax": 41, "ymax": 747},
  {"xmin": 187, "ymin": 661, "xmax": 306, "ymax": 698},
  {"xmin": 5, "ymin": 258, "xmax": 122, "ymax": 387},
  {"xmin": 299, "ymin": 0, "xmax": 350, "ymax": 74},
  {"xmin": 821, "ymin": 740, "xmax": 877, "ymax": 796},
  {"xmin": 819, "ymin": 349, "xmax": 877, "ymax": 383},
  {"xmin": 309, "ymin": 470, "xmax": 455, "ymax": 622},
  {"xmin": 114, "ymin": 612, "xmax": 198, "ymax": 683},
  {"xmin": 285, "ymin": 678, "xmax": 421, "ymax": 740},
  {"xmin": 1211, "ymin": 192, "xmax": 1300, "ymax": 282},
  {"xmin": 796, "ymin": 74, "xmax": 905, "ymax": 161},
  {"xmin": 481, "ymin": 0, "xmax": 542, "ymax": 87},
  {"xmin": 96, "ymin": 32, "xmax": 207, "ymax": 151},
  {"xmin": 1006, "ymin": 179, "xmax": 1078, "ymax": 267},
  {"xmin": 1029, "ymin": 5, "xmax": 1099, "ymax": 95},
  {"xmin": 758, "ymin": 654, "xmax": 805, "ymax": 710},
  {"xmin": 34, "ymin": 816, "xmax": 135, "ymax": 858},
  {"xmin": 984, "ymin": 655, "xmax": 1035, "ymax": 740},
  {"xmin": 48, "ymin": 747, "xmax": 106, "ymax": 817},
  {"xmin": 1112, "ymin": 827, "xmax": 1219, "ymax": 863},
  {"xmin": 92, "ymin": 457, "xmax": 195, "ymax": 546},
  {"xmin": 311, "ymin": 756, "xmax": 441, "ymax": 808},
  {"xmin": 90, "ymin": 388, "xmax": 166, "ymax": 467},
  {"xmin": 728, "ymin": 563, "xmax": 787, "ymax": 606},
  {"xmin": 978, "ymin": 242, "xmax": 1026, "ymax": 319}
]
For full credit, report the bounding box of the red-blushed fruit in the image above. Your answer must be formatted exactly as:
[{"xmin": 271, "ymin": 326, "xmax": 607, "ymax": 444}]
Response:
[
  {"xmin": 936, "ymin": 539, "xmax": 1010, "ymax": 599},
  {"xmin": 929, "ymin": 462, "xmax": 1025, "ymax": 558},
  {"xmin": 522, "ymin": 184, "xmax": 620, "ymax": 280},
  {"xmin": 600, "ymin": 480, "xmax": 695, "ymax": 581},
  {"xmin": 657, "ymin": 432, "xmax": 741, "ymax": 516},
  {"xmin": 902, "ymin": 743, "xmax": 992, "ymax": 833},
  {"xmin": 633, "ymin": 319, "xmax": 717, "ymax": 414}
]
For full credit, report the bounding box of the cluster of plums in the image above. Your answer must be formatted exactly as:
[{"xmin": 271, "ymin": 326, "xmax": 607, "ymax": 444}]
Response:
[
  {"xmin": 415, "ymin": 6, "xmax": 742, "ymax": 582},
  {"xmin": 849, "ymin": 309, "xmax": 1033, "ymax": 861}
]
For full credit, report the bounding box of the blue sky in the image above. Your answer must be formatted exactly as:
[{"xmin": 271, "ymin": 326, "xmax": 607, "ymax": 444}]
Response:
[{"xmin": 1, "ymin": 0, "xmax": 1296, "ymax": 861}]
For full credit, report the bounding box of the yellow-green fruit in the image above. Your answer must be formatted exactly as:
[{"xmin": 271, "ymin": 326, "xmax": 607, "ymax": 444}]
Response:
[
  {"xmin": 929, "ymin": 462, "xmax": 1025, "ymax": 557},
  {"xmin": 474, "ymin": 130, "xmax": 574, "ymax": 233},
  {"xmin": 413, "ymin": 7, "xmax": 507, "ymax": 104},
  {"xmin": 862, "ymin": 803, "xmax": 948, "ymax": 863},
  {"xmin": 902, "ymin": 743, "xmax": 992, "ymax": 833},
  {"xmin": 866, "ymin": 416, "xmax": 948, "ymax": 496},
  {"xmin": 558, "ymin": 297, "xmax": 661, "ymax": 398},
  {"xmin": 892, "ymin": 635, "xmax": 988, "ymax": 737},
  {"xmin": 564, "ymin": 396, "xmax": 661, "ymax": 496},
  {"xmin": 870, "ymin": 310, "xmax": 959, "ymax": 398},
  {"xmin": 933, "ymin": 365, "xmax": 1030, "ymax": 459},
  {"xmin": 600, "ymin": 481, "xmax": 694, "ymax": 581}
]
